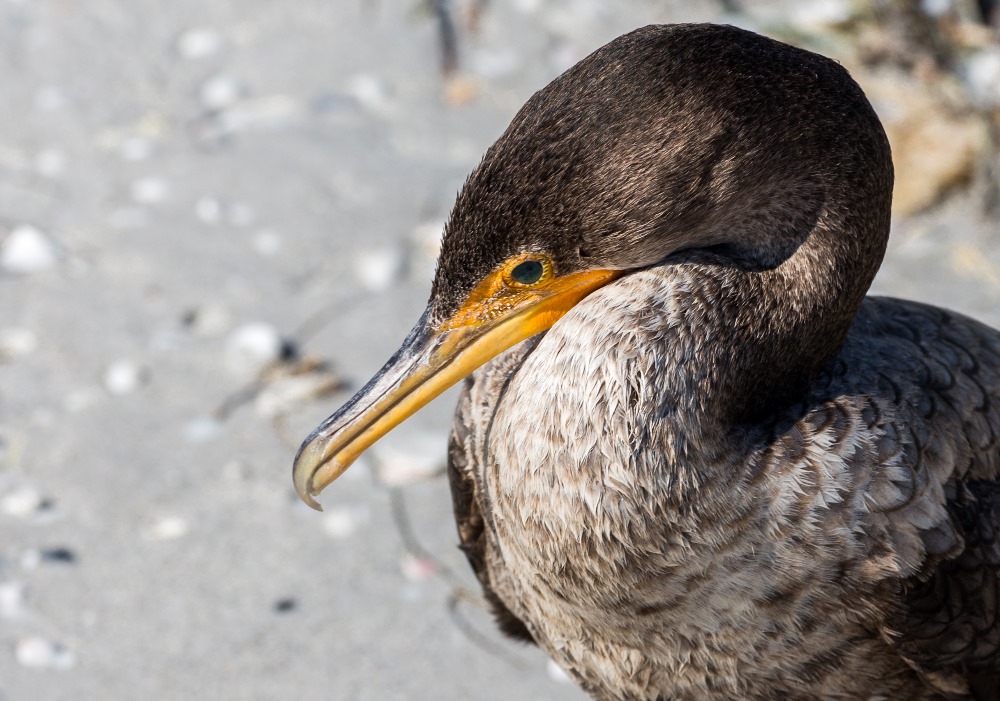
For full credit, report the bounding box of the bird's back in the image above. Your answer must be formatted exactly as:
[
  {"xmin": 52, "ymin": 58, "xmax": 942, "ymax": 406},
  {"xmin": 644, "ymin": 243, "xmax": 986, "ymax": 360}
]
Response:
[
  {"xmin": 448, "ymin": 291, "xmax": 1000, "ymax": 700},
  {"xmin": 818, "ymin": 297, "xmax": 1000, "ymax": 699}
]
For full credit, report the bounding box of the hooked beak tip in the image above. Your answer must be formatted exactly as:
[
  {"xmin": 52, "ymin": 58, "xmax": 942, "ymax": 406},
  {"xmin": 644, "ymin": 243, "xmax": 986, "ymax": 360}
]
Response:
[
  {"xmin": 292, "ymin": 440, "xmax": 333, "ymax": 511},
  {"xmin": 300, "ymin": 486, "xmax": 323, "ymax": 512}
]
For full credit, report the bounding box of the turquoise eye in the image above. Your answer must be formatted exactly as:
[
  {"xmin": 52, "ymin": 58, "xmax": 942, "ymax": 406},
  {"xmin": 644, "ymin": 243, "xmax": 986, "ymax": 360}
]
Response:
[{"xmin": 510, "ymin": 260, "xmax": 544, "ymax": 285}]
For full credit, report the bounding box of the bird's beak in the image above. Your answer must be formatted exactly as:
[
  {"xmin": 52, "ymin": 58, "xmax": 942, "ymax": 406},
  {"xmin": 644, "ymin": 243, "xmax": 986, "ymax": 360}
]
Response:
[{"xmin": 292, "ymin": 267, "xmax": 620, "ymax": 509}]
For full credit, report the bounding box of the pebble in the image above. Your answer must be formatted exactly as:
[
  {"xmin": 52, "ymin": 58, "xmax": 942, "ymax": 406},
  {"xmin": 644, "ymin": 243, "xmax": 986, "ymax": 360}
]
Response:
[
  {"xmin": 200, "ymin": 75, "xmax": 244, "ymax": 111},
  {"xmin": 103, "ymin": 359, "xmax": 148, "ymax": 395},
  {"xmin": 355, "ymin": 247, "xmax": 408, "ymax": 292},
  {"xmin": 0, "ymin": 581, "xmax": 25, "ymax": 618},
  {"xmin": 1, "ymin": 486, "xmax": 44, "ymax": 518},
  {"xmin": 0, "ymin": 225, "xmax": 59, "ymax": 274},
  {"xmin": 225, "ymin": 322, "xmax": 284, "ymax": 375},
  {"xmin": 175, "ymin": 27, "xmax": 223, "ymax": 59},
  {"xmin": 371, "ymin": 431, "xmax": 445, "ymax": 486},
  {"xmin": 40, "ymin": 547, "xmax": 76, "ymax": 564},
  {"xmin": 322, "ymin": 506, "xmax": 360, "ymax": 539},
  {"xmin": 130, "ymin": 176, "xmax": 170, "ymax": 204},
  {"xmin": 0, "ymin": 327, "xmax": 38, "ymax": 361},
  {"xmin": 15, "ymin": 636, "xmax": 75, "ymax": 670},
  {"xmin": 272, "ymin": 597, "xmax": 297, "ymax": 613},
  {"xmin": 143, "ymin": 515, "xmax": 189, "ymax": 541}
]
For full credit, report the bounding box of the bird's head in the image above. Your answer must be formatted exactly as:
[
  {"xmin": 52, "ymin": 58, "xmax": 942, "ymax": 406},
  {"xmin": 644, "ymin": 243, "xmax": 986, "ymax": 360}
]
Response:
[{"xmin": 293, "ymin": 23, "xmax": 892, "ymax": 509}]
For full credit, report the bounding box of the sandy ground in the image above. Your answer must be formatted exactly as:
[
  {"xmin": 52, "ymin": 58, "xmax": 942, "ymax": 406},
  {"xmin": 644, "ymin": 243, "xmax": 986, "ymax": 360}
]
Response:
[{"xmin": 1, "ymin": 1, "xmax": 998, "ymax": 700}]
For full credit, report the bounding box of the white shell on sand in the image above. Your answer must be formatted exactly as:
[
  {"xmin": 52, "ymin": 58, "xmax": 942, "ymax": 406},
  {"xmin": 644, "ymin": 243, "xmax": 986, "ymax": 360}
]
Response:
[{"xmin": 1, "ymin": 226, "xmax": 59, "ymax": 274}]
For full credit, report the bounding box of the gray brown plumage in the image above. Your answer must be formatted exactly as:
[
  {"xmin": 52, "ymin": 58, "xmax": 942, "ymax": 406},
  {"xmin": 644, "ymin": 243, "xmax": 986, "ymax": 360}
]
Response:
[{"xmin": 293, "ymin": 23, "xmax": 1000, "ymax": 700}]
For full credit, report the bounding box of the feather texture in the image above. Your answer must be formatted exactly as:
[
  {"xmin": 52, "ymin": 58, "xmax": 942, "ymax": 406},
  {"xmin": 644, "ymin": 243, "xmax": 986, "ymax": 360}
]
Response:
[{"xmin": 449, "ymin": 280, "xmax": 1000, "ymax": 700}]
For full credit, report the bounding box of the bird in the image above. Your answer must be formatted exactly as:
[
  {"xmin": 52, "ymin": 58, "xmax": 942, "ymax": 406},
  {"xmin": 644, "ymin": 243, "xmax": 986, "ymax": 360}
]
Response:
[{"xmin": 292, "ymin": 23, "xmax": 1000, "ymax": 700}]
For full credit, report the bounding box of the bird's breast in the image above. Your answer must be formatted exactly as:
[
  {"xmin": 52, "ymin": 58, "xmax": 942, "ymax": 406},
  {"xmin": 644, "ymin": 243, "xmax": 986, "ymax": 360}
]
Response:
[{"xmin": 482, "ymin": 269, "xmax": 727, "ymax": 604}]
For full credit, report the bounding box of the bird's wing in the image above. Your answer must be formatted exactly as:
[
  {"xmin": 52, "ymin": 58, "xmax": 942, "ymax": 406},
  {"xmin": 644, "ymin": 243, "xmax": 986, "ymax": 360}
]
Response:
[
  {"xmin": 838, "ymin": 298, "xmax": 1000, "ymax": 698},
  {"xmin": 895, "ymin": 478, "xmax": 1000, "ymax": 699},
  {"xmin": 448, "ymin": 371, "xmax": 536, "ymax": 644}
]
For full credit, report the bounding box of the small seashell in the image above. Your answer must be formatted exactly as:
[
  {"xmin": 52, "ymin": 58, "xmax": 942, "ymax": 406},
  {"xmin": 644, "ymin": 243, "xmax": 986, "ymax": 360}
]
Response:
[
  {"xmin": 225, "ymin": 322, "xmax": 284, "ymax": 375},
  {"xmin": 1, "ymin": 486, "xmax": 44, "ymax": 518},
  {"xmin": 103, "ymin": 359, "xmax": 149, "ymax": 395},
  {"xmin": 0, "ymin": 581, "xmax": 25, "ymax": 618},
  {"xmin": 16, "ymin": 636, "xmax": 75, "ymax": 669},
  {"xmin": 175, "ymin": 27, "xmax": 223, "ymax": 59},
  {"xmin": 322, "ymin": 506, "xmax": 359, "ymax": 539},
  {"xmin": 144, "ymin": 515, "xmax": 190, "ymax": 541},
  {"xmin": 200, "ymin": 75, "xmax": 244, "ymax": 111},
  {"xmin": 1, "ymin": 226, "xmax": 59, "ymax": 274}
]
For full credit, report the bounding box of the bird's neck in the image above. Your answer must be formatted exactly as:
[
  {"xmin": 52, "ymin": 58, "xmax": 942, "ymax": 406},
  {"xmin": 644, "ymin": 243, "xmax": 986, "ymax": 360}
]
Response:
[{"xmin": 489, "ymin": 240, "xmax": 866, "ymax": 522}]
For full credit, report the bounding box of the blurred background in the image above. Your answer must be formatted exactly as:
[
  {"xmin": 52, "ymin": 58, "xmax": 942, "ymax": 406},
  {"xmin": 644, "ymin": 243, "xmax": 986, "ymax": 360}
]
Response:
[{"xmin": 0, "ymin": 1, "xmax": 998, "ymax": 699}]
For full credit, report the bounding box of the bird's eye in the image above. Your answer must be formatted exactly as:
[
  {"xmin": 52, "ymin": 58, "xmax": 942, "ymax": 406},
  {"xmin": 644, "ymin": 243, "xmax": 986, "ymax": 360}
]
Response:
[{"xmin": 510, "ymin": 260, "xmax": 545, "ymax": 285}]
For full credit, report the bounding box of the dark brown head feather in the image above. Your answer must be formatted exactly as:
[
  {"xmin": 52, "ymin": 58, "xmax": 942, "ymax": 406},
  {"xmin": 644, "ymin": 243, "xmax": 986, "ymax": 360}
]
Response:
[
  {"xmin": 432, "ymin": 23, "xmax": 892, "ymax": 348},
  {"xmin": 431, "ymin": 25, "xmax": 892, "ymax": 413}
]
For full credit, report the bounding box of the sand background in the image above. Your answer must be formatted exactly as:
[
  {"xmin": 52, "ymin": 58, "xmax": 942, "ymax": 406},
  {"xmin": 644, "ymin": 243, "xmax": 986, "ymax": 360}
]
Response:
[{"xmin": 1, "ymin": 1, "xmax": 998, "ymax": 700}]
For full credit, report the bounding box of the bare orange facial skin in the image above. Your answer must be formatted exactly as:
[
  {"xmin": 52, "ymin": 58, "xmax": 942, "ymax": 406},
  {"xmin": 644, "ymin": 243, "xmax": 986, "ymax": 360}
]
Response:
[
  {"xmin": 443, "ymin": 253, "xmax": 618, "ymax": 335},
  {"xmin": 442, "ymin": 253, "xmax": 557, "ymax": 330},
  {"xmin": 292, "ymin": 252, "xmax": 621, "ymax": 510}
]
